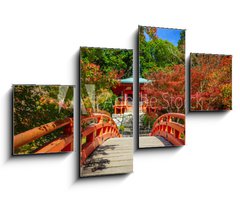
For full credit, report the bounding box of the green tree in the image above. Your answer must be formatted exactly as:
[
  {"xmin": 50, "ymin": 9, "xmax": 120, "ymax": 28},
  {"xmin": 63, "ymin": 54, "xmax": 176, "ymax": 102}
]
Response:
[
  {"xmin": 80, "ymin": 47, "xmax": 133, "ymax": 78},
  {"xmin": 139, "ymin": 26, "xmax": 184, "ymax": 77},
  {"xmin": 139, "ymin": 38, "xmax": 183, "ymax": 77},
  {"xmin": 177, "ymin": 30, "xmax": 185, "ymax": 62}
]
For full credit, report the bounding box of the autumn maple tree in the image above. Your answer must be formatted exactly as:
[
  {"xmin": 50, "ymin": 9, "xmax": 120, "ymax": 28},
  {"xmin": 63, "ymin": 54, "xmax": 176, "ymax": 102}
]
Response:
[
  {"xmin": 190, "ymin": 54, "xmax": 232, "ymax": 111},
  {"xmin": 143, "ymin": 64, "xmax": 185, "ymax": 114}
]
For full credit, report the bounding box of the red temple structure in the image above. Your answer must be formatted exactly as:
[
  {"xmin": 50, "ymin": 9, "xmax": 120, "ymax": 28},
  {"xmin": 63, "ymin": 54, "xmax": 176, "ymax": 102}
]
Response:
[{"xmin": 112, "ymin": 77, "xmax": 150, "ymax": 114}]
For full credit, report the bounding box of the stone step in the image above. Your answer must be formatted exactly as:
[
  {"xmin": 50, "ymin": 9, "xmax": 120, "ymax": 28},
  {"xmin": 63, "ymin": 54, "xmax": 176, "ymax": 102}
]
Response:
[
  {"xmin": 123, "ymin": 128, "xmax": 132, "ymax": 132},
  {"xmin": 140, "ymin": 127, "xmax": 150, "ymax": 130},
  {"xmin": 140, "ymin": 129, "xmax": 150, "ymax": 132}
]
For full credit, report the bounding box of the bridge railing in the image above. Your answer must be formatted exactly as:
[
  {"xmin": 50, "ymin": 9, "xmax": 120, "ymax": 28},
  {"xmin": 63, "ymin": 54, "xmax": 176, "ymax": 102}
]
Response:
[
  {"xmin": 149, "ymin": 113, "xmax": 185, "ymax": 146},
  {"xmin": 14, "ymin": 118, "xmax": 74, "ymax": 154},
  {"xmin": 113, "ymin": 102, "xmax": 128, "ymax": 114},
  {"xmin": 81, "ymin": 113, "xmax": 121, "ymax": 164}
]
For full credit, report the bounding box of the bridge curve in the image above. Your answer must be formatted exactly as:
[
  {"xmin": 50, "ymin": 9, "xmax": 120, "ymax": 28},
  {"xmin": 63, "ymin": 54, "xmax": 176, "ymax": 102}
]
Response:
[
  {"xmin": 139, "ymin": 113, "xmax": 185, "ymax": 148},
  {"xmin": 149, "ymin": 113, "xmax": 185, "ymax": 146},
  {"xmin": 80, "ymin": 113, "xmax": 122, "ymax": 165}
]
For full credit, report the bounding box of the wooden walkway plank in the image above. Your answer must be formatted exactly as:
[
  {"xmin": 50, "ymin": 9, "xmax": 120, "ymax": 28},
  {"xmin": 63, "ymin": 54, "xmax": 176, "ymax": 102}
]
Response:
[
  {"xmin": 80, "ymin": 137, "xmax": 133, "ymax": 177},
  {"xmin": 139, "ymin": 136, "xmax": 172, "ymax": 148}
]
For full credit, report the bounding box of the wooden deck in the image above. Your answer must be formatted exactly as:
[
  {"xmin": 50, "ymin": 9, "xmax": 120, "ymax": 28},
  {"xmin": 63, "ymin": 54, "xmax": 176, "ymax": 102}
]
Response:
[
  {"xmin": 139, "ymin": 136, "xmax": 172, "ymax": 148},
  {"xmin": 80, "ymin": 137, "xmax": 133, "ymax": 177}
]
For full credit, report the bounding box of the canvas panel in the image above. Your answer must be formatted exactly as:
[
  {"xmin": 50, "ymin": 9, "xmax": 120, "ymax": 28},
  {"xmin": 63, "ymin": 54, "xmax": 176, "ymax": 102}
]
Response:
[
  {"xmin": 13, "ymin": 85, "xmax": 74, "ymax": 155},
  {"xmin": 138, "ymin": 26, "xmax": 186, "ymax": 148},
  {"xmin": 190, "ymin": 53, "xmax": 232, "ymax": 111},
  {"xmin": 80, "ymin": 47, "xmax": 133, "ymax": 177}
]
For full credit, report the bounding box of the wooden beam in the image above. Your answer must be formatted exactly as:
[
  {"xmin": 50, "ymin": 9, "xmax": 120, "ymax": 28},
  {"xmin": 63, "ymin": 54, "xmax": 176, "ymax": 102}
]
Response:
[
  {"xmin": 35, "ymin": 134, "xmax": 73, "ymax": 153},
  {"xmin": 14, "ymin": 118, "xmax": 73, "ymax": 150}
]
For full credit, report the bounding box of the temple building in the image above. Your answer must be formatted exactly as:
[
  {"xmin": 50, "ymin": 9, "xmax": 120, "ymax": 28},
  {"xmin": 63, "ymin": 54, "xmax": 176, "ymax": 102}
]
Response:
[{"xmin": 112, "ymin": 77, "xmax": 149, "ymax": 114}]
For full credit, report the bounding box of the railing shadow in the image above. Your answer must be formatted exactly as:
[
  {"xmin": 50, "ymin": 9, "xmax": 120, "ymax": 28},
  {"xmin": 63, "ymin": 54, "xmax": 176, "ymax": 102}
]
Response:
[
  {"xmin": 82, "ymin": 144, "xmax": 117, "ymax": 174},
  {"xmin": 155, "ymin": 136, "xmax": 173, "ymax": 147},
  {"xmin": 76, "ymin": 141, "xmax": 131, "ymax": 182}
]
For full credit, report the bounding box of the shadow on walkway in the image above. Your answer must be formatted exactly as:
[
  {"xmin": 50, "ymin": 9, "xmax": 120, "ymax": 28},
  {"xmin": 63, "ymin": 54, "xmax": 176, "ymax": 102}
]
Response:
[
  {"xmin": 155, "ymin": 136, "xmax": 173, "ymax": 147},
  {"xmin": 83, "ymin": 144, "xmax": 118, "ymax": 172}
]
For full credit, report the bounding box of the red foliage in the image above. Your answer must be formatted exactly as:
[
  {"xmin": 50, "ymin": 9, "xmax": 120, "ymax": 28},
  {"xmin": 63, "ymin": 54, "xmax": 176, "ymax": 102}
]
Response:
[
  {"xmin": 80, "ymin": 62, "xmax": 121, "ymax": 89},
  {"xmin": 143, "ymin": 64, "xmax": 185, "ymax": 114},
  {"xmin": 190, "ymin": 54, "xmax": 232, "ymax": 111}
]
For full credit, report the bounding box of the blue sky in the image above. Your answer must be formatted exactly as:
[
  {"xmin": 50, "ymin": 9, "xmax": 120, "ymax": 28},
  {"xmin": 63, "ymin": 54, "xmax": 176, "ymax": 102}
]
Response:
[{"xmin": 144, "ymin": 28, "xmax": 183, "ymax": 46}]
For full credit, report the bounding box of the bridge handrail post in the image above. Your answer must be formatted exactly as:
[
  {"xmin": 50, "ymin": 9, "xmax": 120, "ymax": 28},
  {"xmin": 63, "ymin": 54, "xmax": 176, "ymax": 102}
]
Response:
[{"xmin": 63, "ymin": 118, "xmax": 74, "ymax": 151}]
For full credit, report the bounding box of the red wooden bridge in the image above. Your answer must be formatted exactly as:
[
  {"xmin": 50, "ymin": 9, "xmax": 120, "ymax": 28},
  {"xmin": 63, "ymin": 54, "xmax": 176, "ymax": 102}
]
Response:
[
  {"xmin": 14, "ymin": 118, "xmax": 74, "ymax": 154},
  {"xmin": 139, "ymin": 113, "xmax": 185, "ymax": 148},
  {"xmin": 80, "ymin": 113, "xmax": 133, "ymax": 177}
]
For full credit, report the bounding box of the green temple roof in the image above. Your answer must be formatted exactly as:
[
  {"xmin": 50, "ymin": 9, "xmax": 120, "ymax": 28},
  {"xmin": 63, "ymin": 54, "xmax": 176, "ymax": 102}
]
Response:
[{"xmin": 120, "ymin": 77, "xmax": 150, "ymax": 84}]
